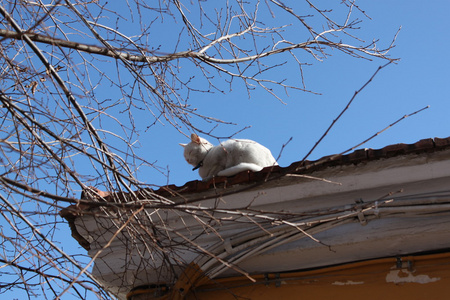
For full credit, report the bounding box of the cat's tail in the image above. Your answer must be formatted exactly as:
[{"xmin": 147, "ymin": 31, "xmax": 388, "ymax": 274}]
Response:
[{"xmin": 217, "ymin": 163, "xmax": 265, "ymax": 177}]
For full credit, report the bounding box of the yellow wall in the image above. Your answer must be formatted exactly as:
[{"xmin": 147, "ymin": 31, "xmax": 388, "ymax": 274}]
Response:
[
  {"xmin": 127, "ymin": 252, "xmax": 450, "ymax": 299},
  {"xmin": 187, "ymin": 253, "xmax": 450, "ymax": 300}
]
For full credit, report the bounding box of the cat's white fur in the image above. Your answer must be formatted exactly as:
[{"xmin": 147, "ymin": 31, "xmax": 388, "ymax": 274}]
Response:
[{"xmin": 180, "ymin": 133, "xmax": 277, "ymax": 181}]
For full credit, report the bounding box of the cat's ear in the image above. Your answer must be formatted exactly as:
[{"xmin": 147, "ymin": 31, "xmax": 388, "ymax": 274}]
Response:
[
  {"xmin": 179, "ymin": 143, "xmax": 187, "ymax": 148},
  {"xmin": 190, "ymin": 133, "xmax": 201, "ymax": 144}
]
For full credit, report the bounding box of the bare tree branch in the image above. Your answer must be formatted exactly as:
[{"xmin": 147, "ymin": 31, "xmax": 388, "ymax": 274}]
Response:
[{"xmin": 0, "ymin": 1, "xmax": 402, "ymax": 299}]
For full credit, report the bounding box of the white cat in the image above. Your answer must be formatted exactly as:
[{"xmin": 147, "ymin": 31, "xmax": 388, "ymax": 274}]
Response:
[{"xmin": 180, "ymin": 133, "xmax": 278, "ymax": 181}]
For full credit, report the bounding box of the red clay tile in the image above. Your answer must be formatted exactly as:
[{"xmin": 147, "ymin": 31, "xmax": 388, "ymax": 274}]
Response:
[
  {"xmin": 227, "ymin": 170, "xmax": 250, "ymax": 185},
  {"xmin": 435, "ymin": 137, "xmax": 450, "ymax": 148},
  {"xmin": 407, "ymin": 138, "xmax": 435, "ymax": 153},
  {"xmin": 344, "ymin": 148, "xmax": 368, "ymax": 164}
]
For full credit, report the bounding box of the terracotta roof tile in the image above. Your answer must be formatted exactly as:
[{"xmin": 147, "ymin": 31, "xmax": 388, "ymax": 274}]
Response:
[
  {"xmin": 435, "ymin": 136, "xmax": 450, "ymax": 148},
  {"xmin": 344, "ymin": 148, "xmax": 368, "ymax": 163}
]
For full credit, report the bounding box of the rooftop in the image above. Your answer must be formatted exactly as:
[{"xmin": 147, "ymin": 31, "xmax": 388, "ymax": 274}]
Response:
[
  {"xmin": 60, "ymin": 136, "xmax": 450, "ymax": 299},
  {"xmin": 150, "ymin": 136, "xmax": 450, "ymax": 198},
  {"xmin": 61, "ymin": 136, "xmax": 450, "ymax": 250}
]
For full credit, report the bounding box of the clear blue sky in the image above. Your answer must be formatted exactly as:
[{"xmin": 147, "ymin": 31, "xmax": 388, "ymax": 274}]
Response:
[{"xmin": 142, "ymin": 0, "xmax": 449, "ymax": 187}]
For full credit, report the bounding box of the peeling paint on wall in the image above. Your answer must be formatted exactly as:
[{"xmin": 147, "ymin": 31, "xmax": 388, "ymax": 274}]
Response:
[{"xmin": 386, "ymin": 270, "xmax": 440, "ymax": 284}]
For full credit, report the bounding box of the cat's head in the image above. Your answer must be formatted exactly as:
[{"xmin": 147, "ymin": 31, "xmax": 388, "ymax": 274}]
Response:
[{"xmin": 180, "ymin": 133, "xmax": 213, "ymax": 167}]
